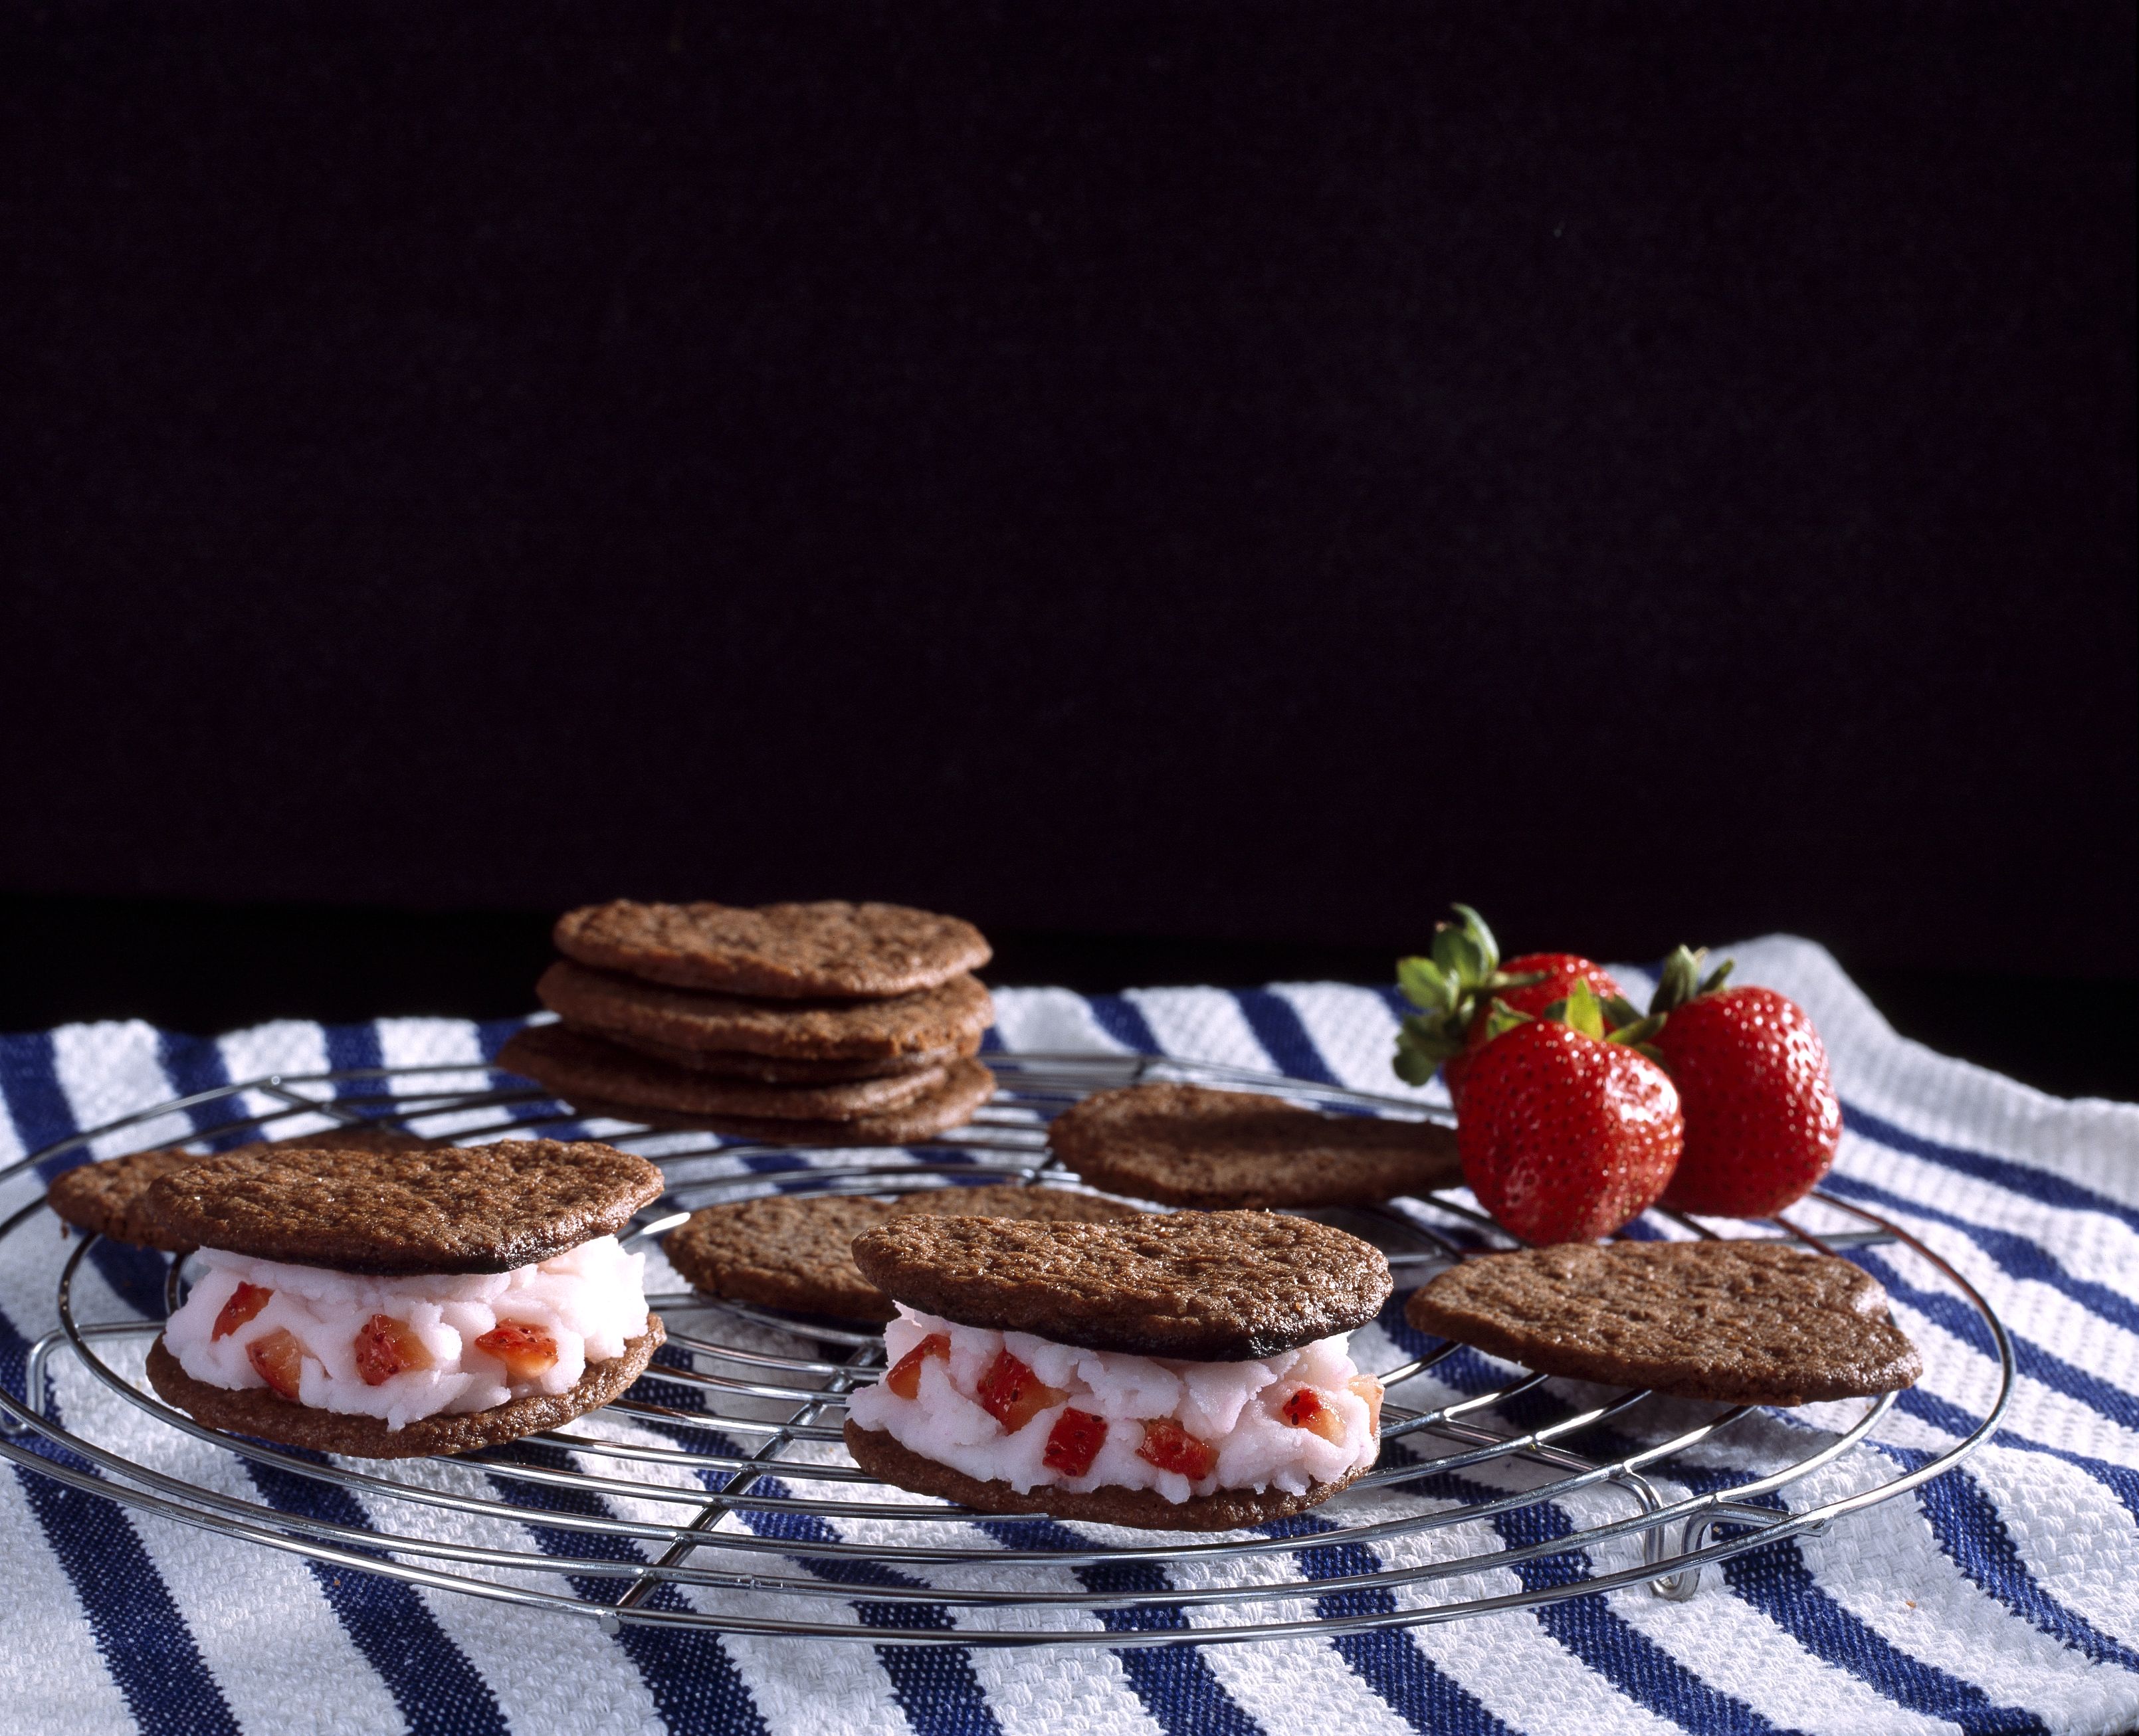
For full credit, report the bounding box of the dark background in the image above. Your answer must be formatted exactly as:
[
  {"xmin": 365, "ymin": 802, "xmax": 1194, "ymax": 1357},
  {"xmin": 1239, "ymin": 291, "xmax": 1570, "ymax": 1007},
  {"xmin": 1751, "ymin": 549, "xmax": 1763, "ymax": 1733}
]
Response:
[{"xmin": 3, "ymin": 3, "xmax": 2133, "ymax": 1094}]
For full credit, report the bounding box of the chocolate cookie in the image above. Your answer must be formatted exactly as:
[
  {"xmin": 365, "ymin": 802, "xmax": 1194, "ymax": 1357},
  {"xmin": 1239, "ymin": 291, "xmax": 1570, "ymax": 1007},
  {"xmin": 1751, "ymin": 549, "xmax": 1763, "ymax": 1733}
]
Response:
[
  {"xmin": 501, "ymin": 1024, "xmax": 946, "ymax": 1118},
  {"xmin": 851, "ymin": 1211, "xmax": 1392, "ymax": 1361},
  {"xmin": 844, "ymin": 1420, "xmax": 1370, "ymax": 1531},
  {"xmin": 1047, "ymin": 1083, "xmax": 1461, "ymax": 1209},
  {"xmin": 47, "ymin": 1128, "xmax": 440, "ymax": 1254},
  {"xmin": 145, "ymin": 1139, "xmax": 664, "ymax": 1276},
  {"xmin": 536, "ymin": 960, "xmax": 993, "ymax": 1062},
  {"xmin": 1404, "ymin": 1240, "xmax": 1924, "ymax": 1406},
  {"xmin": 500, "ymin": 1023, "xmax": 997, "ymax": 1145},
  {"xmin": 668, "ymin": 1195, "xmax": 904, "ymax": 1319},
  {"xmin": 554, "ymin": 901, "xmax": 991, "ymax": 999},
  {"xmin": 145, "ymin": 1321, "xmax": 664, "ymax": 1459},
  {"xmin": 597, "ymin": 1036, "xmax": 963, "ymax": 1085},
  {"xmin": 664, "ymin": 1185, "xmax": 1148, "ymax": 1321}
]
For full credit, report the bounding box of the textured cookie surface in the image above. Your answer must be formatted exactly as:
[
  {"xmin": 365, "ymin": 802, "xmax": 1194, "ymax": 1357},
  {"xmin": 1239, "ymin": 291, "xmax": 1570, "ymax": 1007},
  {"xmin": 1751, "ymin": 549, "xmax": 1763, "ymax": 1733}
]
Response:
[
  {"xmin": 664, "ymin": 1185, "xmax": 1148, "ymax": 1321},
  {"xmin": 146, "ymin": 1321, "xmax": 663, "ymax": 1458},
  {"xmin": 554, "ymin": 900, "xmax": 991, "ymax": 999},
  {"xmin": 47, "ymin": 1128, "xmax": 440, "ymax": 1254},
  {"xmin": 851, "ymin": 1211, "xmax": 1391, "ymax": 1360},
  {"xmin": 846, "ymin": 1422, "xmax": 1369, "ymax": 1531},
  {"xmin": 145, "ymin": 1139, "xmax": 664, "ymax": 1274},
  {"xmin": 502, "ymin": 1023, "xmax": 996, "ymax": 1145},
  {"xmin": 1405, "ymin": 1240, "xmax": 1923, "ymax": 1405},
  {"xmin": 668, "ymin": 1195, "xmax": 906, "ymax": 1319},
  {"xmin": 538, "ymin": 960, "xmax": 993, "ymax": 1060},
  {"xmin": 1049, "ymin": 1082, "xmax": 1462, "ymax": 1208}
]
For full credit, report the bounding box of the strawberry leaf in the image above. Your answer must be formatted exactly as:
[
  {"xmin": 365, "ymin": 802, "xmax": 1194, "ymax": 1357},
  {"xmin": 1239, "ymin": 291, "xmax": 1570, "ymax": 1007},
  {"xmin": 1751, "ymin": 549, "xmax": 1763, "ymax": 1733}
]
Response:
[
  {"xmin": 1397, "ymin": 956, "xmax": 1456, "ymax": 1012},
  {"xmin": 1651, "ymin": 945, "xmax": 1708, "ymax": 1014},
  {"xmin": 1448, "ymin": 903, "xmax": 1500, "ymax": 970},
  {"xmin": 1561, "ymin": 978, "xmax": 1606, "ymax": 1039},
  {"xmin": 1605, "ymin": 1012, "xmax": 1667, "ymax": 1047},
  {"xmin": 1482, "ymin": 996, "xmax": 1533, "ymax": 1042},
  {"xmin": 1432, "ymin": 923, "xmax": 1488, "ymax": 984},
  {"xmin": 1391, "ymin": 1044, "xmax": 1441, "ymax": 1086}
]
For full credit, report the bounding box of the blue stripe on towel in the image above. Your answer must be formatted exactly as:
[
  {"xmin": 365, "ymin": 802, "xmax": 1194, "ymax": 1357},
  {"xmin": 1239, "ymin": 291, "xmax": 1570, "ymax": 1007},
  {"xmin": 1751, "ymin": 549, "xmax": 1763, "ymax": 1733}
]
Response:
[
  {"xmin": 1275, "ymin": 1514, "xmax": 1515, "ymax": 1735},
  {"xmin": 239, "ymin": 1456, "xmax": 510, "ymax": 1736},
  {"xmin": 1232, "ymin": 990, "xmax": 1340, "ymax": 1084},
  {"xmin": 1717, "ymin": 1536, "xmax": 2049, "ymax": 1734},
  {"xmin": 1841, "ymin": 1102, "xmax": 2139, "ymax": 1236},
  {"xmin": 1894, "ymin": 1448, "xmax": 2139, "ymax": 1673},
  {"xmin": 1853, "ymin": 1250, "xmax": 2139, "ymax": 1434},
  {"xmin": 1819, "ymin": 1169, "xmax": 2139, "ymax": 1341},
  {"xmin": 3, "ymin": 1031, "xmax": 86, "ymax": 1173},
  {"xmin": 7, "ymin": 1462, "xmax": 243, "ymax": 1736},
  {"xmin": 1086, "ymin": 993, "xmax": 1162, "ymax": 1056},
  {"xmin": 979, "ymin": 1517, "xmax": 1265, "ymax": 1736},
  {"xmin": 482, "ymin": 1445, "xmax": 775, "ymax": 1735}
]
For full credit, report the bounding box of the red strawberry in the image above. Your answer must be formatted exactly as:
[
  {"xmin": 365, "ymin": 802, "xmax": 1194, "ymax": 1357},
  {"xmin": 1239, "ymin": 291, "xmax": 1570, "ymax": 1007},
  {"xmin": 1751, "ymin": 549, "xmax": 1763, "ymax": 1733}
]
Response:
[
  {"xmin": 1457, "ymin": 1001, "xmax": 1684, "ymax": 1242},
  {"xmin": 1393, "ymin": 907, "xmax": 1630, "ymax": 1111},
  {"xmin": 1649, "ymin": 955, "xmax": 1841, "ymax": 1218},
  {"xmin": 1441, "ymin": 953, "xmax": 1627, "ymax": 1111}
]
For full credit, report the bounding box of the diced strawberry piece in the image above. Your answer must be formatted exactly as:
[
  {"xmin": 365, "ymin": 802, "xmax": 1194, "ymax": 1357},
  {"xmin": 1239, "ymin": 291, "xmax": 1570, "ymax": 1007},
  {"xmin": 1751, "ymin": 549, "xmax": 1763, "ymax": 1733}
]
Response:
[
  {"xmin": 974, "ymin": 1350, "xmax": 1069, "ymax": 1433},
  {"xmin": 1348, "ymin": 1374, "xmax": 1385, "ymax": 1435},
  {"xmin": 354, "ymin": 1314, "xmax": 435, "ymax": 1386},
  {"xmin": 474, "ymin": 1321, "xmax": 558, "ymax": 1381},
  {"xmin": 1135, "ymin": 1417, "xmax": 1217, "ymax": 1480},
  {"xmin": 1279, "ymin": 1385, "xmax": 1348, "ymax": 1444},
  {"xmin": 1043, "ymin": 1407, "xmax": 1108, "ymax": 1476},
  {"xmin": 884, "ymin": 1333, "xmax": 951, "ymax": 1400},
  {"xmin": 213, "ymin": 1282, "xmax": 272, "ymax": 1341},
  {"xmin": 247, "ymin": 1328, "xmax": 305, "ymax": 1400}
]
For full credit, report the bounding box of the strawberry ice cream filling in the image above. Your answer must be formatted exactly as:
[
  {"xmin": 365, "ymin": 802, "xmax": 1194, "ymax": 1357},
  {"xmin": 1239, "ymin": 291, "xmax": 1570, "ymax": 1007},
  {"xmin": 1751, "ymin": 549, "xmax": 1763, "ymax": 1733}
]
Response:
[
  {"xmin": 163, "ymin": 1236, "xmax": 650, "ymax": 1431},
  {"xmin": 847, "ymin": 1306, "xmax": 1382, "ymax": 1501}
]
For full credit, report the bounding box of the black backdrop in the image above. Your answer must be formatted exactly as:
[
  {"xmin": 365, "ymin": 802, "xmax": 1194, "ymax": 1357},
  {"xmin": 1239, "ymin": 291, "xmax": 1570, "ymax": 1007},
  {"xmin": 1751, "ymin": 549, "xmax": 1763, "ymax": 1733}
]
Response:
[{"xmin": 4, "ymin": 3, "xmax": 2134, "ymax": 983}]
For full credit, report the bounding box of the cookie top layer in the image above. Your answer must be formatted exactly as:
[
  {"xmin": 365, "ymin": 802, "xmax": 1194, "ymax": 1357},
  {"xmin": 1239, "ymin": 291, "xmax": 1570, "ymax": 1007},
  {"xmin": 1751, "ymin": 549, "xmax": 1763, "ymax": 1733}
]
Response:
[
  {"xmin": 663, "ymin": 1185, "xmax": 1148, "ymax": 1321},
  {"xmin": 851, "ymin": 1210, "xmax": 1392, "ymax": 1360},
  {"xmin": 1405, "ymin": 1240, "xmax": 1924, "ymax": 1406},
  {"xmin": 554, "ymin": 900, "xmax": 991, "ymax": 999},
  {"xmin": 1048, "ymin": 1082, "xmax": 1462, "ymax": 1208},
  {"xmin": 538, "ymin": 961, "xmax": 993, "ymax": 1060},
  {"xmin": 144, "ymin": 1139, "xmax": 664, "ymax": 1275},
  {"xmin": 47, "ymin": 1128, "xmax": 439, "ymax": 1254}
]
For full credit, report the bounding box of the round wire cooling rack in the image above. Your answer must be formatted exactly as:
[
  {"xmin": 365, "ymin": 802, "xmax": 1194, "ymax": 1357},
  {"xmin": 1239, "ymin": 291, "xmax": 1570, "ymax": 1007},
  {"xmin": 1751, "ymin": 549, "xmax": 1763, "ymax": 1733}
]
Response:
[{"xmin": 0, "ymin": 1050, "xmax": 2014, "ymax": 1648}]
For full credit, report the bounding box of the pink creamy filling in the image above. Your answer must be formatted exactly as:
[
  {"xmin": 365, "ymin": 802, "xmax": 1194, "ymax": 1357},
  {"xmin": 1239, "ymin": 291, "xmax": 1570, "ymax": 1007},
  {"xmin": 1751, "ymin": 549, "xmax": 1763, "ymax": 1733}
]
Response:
[
  {"xmin": 847, "ymin": 1305, "xmax": 1381, "ymax": 1501},
  {"xmin": 163, "ymin": 1236, "xmax": 649, "ymax": 1431}
]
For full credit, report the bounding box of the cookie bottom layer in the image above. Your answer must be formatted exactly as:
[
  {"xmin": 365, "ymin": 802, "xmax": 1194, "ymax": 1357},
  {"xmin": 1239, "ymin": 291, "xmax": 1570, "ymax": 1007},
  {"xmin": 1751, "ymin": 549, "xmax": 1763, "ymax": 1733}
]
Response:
[
  {"xmin": 146, "ymin": 1317, "xmax": 664, "ymax": 1458},
  {"xmin": 554, "ymin": 1061, "xmax": 998, "ymax": 1146},
  {"xmin": 845, "ymin": 1420, "xmax": 1370, "ymax": 1532}
]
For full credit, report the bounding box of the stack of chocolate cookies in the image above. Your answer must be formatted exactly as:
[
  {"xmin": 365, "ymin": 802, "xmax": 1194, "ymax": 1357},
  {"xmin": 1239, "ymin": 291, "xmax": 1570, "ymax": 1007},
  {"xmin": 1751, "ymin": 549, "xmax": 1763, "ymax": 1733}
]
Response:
[{"xmin": 498, "ymin": 899, "xmax": 998, "ymax": 1145}]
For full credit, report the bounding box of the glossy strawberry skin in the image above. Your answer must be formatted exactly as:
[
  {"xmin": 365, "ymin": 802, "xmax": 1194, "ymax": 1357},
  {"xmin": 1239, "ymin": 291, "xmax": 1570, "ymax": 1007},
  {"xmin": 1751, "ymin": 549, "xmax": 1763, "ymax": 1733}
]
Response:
[
  {"xmin": 1458, "ymin": 1019, "xmax": 1683, "ymax": 1242},
  {"xmin": 1443, "ymin": 954, "xmax": 1627, "ymax": 1111},
  {"xmin": 1655, "ymin": 987, "xmax": 1840, "ymax": 1217}
]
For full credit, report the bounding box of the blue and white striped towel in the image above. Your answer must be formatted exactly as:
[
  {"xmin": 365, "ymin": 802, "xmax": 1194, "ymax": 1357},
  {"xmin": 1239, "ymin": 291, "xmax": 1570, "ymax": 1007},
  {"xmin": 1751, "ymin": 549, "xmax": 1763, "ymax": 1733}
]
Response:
[{"xmin": 1, "ymin": 936, "xmax": 2134, "ymax": 1735}]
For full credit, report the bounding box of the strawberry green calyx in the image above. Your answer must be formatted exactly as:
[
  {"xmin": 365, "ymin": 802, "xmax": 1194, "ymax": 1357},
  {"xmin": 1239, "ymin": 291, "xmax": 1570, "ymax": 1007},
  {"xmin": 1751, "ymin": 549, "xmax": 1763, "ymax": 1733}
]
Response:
[
  {"xmin": 1648, "ymin": 945, "xmax": 1736, "ymax": 1017},
  {"xmin": 1392, "ymin": 904, "xmax": 1548, "ymax": 1085},
  {"xmin": 1489, "ymin": 979, "xmax": 1667, "ymax": 1062}
]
